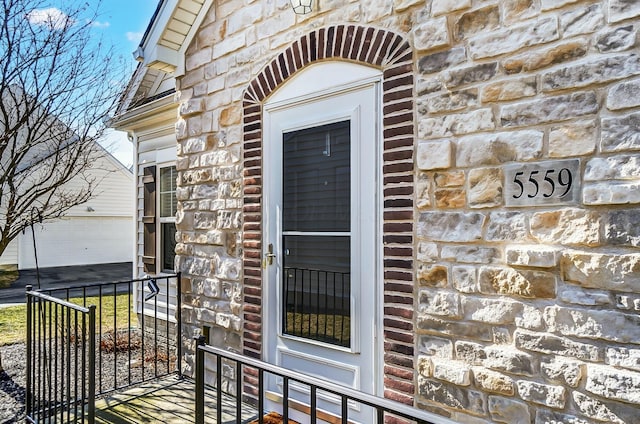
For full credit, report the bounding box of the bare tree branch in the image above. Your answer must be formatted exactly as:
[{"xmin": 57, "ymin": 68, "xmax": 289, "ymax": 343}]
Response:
[{"xmin": 0, "ymin": 0, "xmax": 126, "ymax": 256}]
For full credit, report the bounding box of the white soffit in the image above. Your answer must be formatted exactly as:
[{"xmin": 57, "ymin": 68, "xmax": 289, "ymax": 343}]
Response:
[{"xmin": 145, "ymin": 0, "xmax": 210, "ymax": 75}]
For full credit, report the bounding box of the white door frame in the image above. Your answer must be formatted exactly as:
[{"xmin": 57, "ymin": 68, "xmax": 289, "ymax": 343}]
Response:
[{"xmin": 262, "ymin": 62, "xmax": 383, "ymax": 421}]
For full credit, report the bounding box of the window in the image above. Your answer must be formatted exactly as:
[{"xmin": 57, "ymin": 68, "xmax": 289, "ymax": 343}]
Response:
[{"xmin": 159, "ymin": 166, "xmax": 177, "ymax": 272}]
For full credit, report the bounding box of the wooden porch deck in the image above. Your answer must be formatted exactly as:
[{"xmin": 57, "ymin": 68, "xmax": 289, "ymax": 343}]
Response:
[{"xmin": 94, "ymin": 375, "xmax": 259, "ymax": 423}]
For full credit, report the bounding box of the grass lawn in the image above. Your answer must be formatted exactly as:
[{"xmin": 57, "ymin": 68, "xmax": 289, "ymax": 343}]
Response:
[{"xmin": 0, "ymin": 294, "xmax": 133, "ymax": 346}]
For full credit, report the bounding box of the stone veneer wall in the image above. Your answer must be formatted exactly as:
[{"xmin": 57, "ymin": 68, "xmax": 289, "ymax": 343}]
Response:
[{"xmin": 173, "ymin": 0, "xmax": 640, "ymax": 423}]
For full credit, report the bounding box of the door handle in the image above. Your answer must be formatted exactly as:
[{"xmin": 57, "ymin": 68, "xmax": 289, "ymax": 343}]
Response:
[{"xmin": 263, "ymin": 243, "xmax": 276, "ymax": 267}]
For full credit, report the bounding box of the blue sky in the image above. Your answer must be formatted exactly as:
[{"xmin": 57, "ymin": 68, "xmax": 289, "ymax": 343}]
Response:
[
  {"xmin": 27, "ymin": 1, "xmax": 160, "ymax": 167},
  {"xmin": 92, "ymin": 1, "xmax": 159, "ymax": 167}
]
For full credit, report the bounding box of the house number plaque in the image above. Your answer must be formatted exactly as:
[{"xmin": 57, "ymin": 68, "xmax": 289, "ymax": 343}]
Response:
[{"xmin": 505, "ymin": 159, "xmax": 580, "ymax": 207}]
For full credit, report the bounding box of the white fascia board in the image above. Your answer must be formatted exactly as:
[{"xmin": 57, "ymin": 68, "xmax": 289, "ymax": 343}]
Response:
[{"xmin": 174, "ymin": 0, "xmax": 214, "ymax": 77}]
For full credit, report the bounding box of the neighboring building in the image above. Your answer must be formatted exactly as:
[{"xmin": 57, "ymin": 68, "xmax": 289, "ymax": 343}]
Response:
[
  {"xmin": 113, "ymin": 0, "xmax": 640, "ymax": 423},
  {"xmin": 0, "ymin": 86, "xmax": 134, "ymax": 270},
  {"xmin": 0, "ymin": 148, "xmax": 134, "ymax": 269}
]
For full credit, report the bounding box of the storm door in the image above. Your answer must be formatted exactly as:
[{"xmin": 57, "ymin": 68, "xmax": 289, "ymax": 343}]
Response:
[{"xmin": 263, "ymin": 66, "xmax": 381, "ymax": 423}]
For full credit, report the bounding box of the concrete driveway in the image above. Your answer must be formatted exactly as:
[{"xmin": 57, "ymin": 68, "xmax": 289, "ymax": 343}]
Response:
[{"xmin": 0, "ymin": 262, "xmax": 133, "ymax": 305}]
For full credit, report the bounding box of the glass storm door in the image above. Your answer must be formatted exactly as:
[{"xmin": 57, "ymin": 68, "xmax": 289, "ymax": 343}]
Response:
[{"xmin": 264, "ymin": 78, "xmax": 380, "ymax": 423}]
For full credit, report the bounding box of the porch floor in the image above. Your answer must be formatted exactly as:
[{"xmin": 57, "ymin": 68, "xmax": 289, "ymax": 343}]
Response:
[{"xmin": 94, "ymin": 375, "xmax": 259, "ymax": 423}]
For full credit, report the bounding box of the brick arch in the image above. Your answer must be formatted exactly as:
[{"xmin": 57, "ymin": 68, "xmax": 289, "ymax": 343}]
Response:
[{"xmin": 242, "ymin": 25, "xmax": 416, "ymax": 405}]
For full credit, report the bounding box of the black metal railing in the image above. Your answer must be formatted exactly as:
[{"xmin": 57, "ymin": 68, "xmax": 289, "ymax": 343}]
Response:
[
  {"xmin": 194, "ymin": 337, "xmax": 456, "ymax": 424},
  {"xmin": 283, "ymin": 267, "xmax": 350, "ymax": 347},
  {"xmin": 25, "ymin": 273, "xmax": 182, "ymax": 423},
  {"xmin": 26, "ymin": 290, "xmax": 96, "ymax": 423}
]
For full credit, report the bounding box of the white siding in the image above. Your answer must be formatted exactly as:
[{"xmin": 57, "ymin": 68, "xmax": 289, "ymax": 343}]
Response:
[
  {"xmin": 18, "ymin": 216, "xmax": 133, "ymax": 269},
  {"xmin": 0, "ymin": 238, "xmax": 18, "ymax": 267},
  {"xmin": 65, "ymin": 153, "xmax": 133, "ymax": 217}
]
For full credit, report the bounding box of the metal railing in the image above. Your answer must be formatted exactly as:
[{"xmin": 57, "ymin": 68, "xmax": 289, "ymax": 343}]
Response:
[
  {"xmin": 25, "ymin": 273, "xmax": 181, "ymax": 423},
  {"xmin": 194, "ymin": 337, "xmax": 456, "ymax": 424},
  {"xmin": 283, "ymin": 267, "xmax": 350, "ymax": 347},
  {"xmin": 26, "ymin": 290, "xmax": 96, "ymax": 423}
]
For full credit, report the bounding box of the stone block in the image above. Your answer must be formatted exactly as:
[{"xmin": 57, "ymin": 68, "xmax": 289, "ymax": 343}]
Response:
[
  {"xmin": 549, "ymin": 119, "xmax": 597, "ymax": 157},
  {"xmin": 514, "ymin": 329, "xmax": 602, "ymax": 361},
  {"xmin": 179, "ymin": 98, "xmax": 205, "ymax": 117},
  {"xmin": 474, "ymin": 368, "xmax": 515, "ymax": 395},
  {"xmin": 585, "ymin": 364, "xmax": 640, "ymax": 404},
  {"xmin": 607, "ymin": 77, "xmax": 640, "ymax": 110},
  {"xmin": 418, "ymin": 212, "xmax": 485, "ymax": 242},
  {"xmin": 452, "ymin": 266, "xmax": 479, "ymax": 293},
  {"xmin": 468, "ymin": 168, "xmax": 503, "ymax": 208},
  {"xmin": 435, "ymin": 188, "xmax": 466, "ymax": 208},
  {"xmin": 488, "ymin": 396, "xmax": 530, "ymax": 424},
  {"xmin": 535, "ymin": 410, "xmax": 590, "ymax": 424},
  {"xmin": 541, "ymin": 0, "xmax": 579, "ymax": 10},
  {"xmin": 462, "ymin": 297, "xmax": 523, "ymax": 325},
  {"xmin": 435, "ymin": 171, "xmax": 465, "ymax": 187},
  {"xmin": 456, "ymin": 341, "xmax": 486, "ymax": 365},
  {"xmin": 443, "ymin": 63, "xmax": 498, "ymax": 88},
  {"xmin": 601, "ymin": 111, "xmax": 640, "ymax": 152},
  {"xmin": 505, "ymin": 244, "xmax": 559, "ymax": 268},
  {"xmin": 596, "ymin": 25, "xmax": 637, "ymax": 53},
  {"xmin": 418, "ymin": 355, "xmax": 433, "ymax": 378},
  {"xmin": 441, "ymin": 245, "xmax": 501, "ymax": 264},
  {"xmin": 433, "ymin": 358, "xmax": 471, "ymax": 385},
  {"xmin": 560, "ymin": 4, "xmax": 604, "ymax": 37},
  {"xmin": 479, "ymin": 266, "xmax": 556, "ymax": 298},
  {"xmin": 515, "ymin": 306, "xmax": 545, "ymax": 331},
  {"xmin": 481, "ymin": 76, "xmax": 536, "ymax": 102},
  {"xmin": 456, "ymin": 130, "xmax": 543, "ymax": 167},
  {"xmin": 516, "ymin": 380, "xmax": 566, "ymax": 408},
  {"xmin": 454, "ymin": 5, "xmax": 500, "ymax": 41},
  {"xmin": 558, "ymin": 285, "xmax": 611, "ymax": 307},
  {"xmin": 541, "ymin": 357, "xmax": 584, "ymax": 387},
  {"xmin": 419, "ymin": 109, "xmax": 495, "ymax": 139},
  {"xmin": 417, "ymin": 264, "xmax": 449, "ymax": 287},
  {"xmin": 530, "ymin": 209, "xmax": 602, "ymax": 247},
  {"xmin": 413, "ymin": 17, "xmax": 450, "ymax": 51},
  {"xmin": 609, "ymin": 0, "xmax": 640, "ymax": 23},
  {"xmin": 468, "ymin": 17, "xmax": 558, "ymax": 59},
  {"xmin": 544, "ymin": 305, "xmax": 640, "ymax": 344},
  {"xmin": 419, "ymin": 289, "xmax": 461, "ymax": 317},
  {"xmin": 503, "ymin": 40, "xmax": 588, "ymax": 74},
  {"xmin": 606, "ymin": 210, "xmax": 640, "ymax": 247},
  {"xmin": 572, "ymin": 391, "xmax": 626, "ymax": 424},
  {"xmin": 416, "ymin": 172, "xmax": 433, "ymax": 209},
  {"xmin": 431, "ymin": 0, "xmax": 471, "ymax": 16},
  {"xmin": 425, "ymin": 89, "xmax": 478, "ymax": 113},
  {"xmin": 394, "ymin": 0, "xmax": 423, "ymax": 12},
  {"xmin": 417, "ymin": 140, "xmax": 453, "ymax": 170},
  {"xmin": 417, "ymin": 242, "xmax": 438, "ymax": 263},
  {"xmin": 418, "ymin": 47, "xmax": 467, "ymax": 75},
  {"xmin": 418, "ymin": 335, "xmax": 454, "ymax": 358},
  {"xmin": 542, "ymin": 54, "xmax": 640, "ymax": 92},
  {"xmin": 484, "ymin": 346, "xmax": 534, "ymax": 376},
  {"xmin": 417, "ymin": 315, "xmax": 493, "ymax": 341},
  {"xmin": 607, "ymin": 347, "xmax": 640, "ymax": 371},
  {"xmin": 561, "ymin": 249, "xmax": 640, "ymax": 292},
  {"xmin": 583, "ymin": 181, "xmax": 640, "ymax": 205},
  {"xmin": 418, "ymin": 377, "xmax": 486, "ymax": 414},
  {"xmin": 500, "ymin": 92, "xmax": 598, "ymax": 127},
  {"xmin": 485, "ymin": 212, "xmax": 529, "ymax": 242}
]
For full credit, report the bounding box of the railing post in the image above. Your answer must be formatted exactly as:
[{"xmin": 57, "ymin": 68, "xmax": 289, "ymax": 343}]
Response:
[
  {"xmin": 177, "ymin": 272, "xmax": 182, "ymax": 378},
  {"xmin": 25, "ymin": 285, "xmax": 32, "ymax": 419},
  {"xmin": 195, "ymin": 335, "xmax": 206, "ymax": 424},
  {"xmin": 87, "ymin": 305, "xmax": 96, "ymax": 424}
]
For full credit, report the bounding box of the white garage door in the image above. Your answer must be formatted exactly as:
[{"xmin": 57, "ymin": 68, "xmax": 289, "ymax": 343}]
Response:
[{"xmin": 19, "ymin": 216, "xmax": 133, "ymax": 269}]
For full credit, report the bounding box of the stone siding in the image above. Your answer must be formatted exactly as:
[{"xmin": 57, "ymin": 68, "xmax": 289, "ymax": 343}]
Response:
[{"xmin": 174, "ymin": 0, "xmax": 640, "ymax": 422}]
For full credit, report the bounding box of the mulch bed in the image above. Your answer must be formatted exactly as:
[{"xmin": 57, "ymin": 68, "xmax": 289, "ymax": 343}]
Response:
[{"xmin": 249, "ymin": 411, "xmax": 301, "ymax": 424}]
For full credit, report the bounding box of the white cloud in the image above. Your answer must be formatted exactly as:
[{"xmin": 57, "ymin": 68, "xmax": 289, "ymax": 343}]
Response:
[
  {"xmin": 26, "ymin": 8, "xmax": 72, "ymax": 30},
  {"xmin": 126, "ymin": 31, "xmax": 143, "ymax": 43},
  {"xmin": 88, "ymin": 20, "xmax": 110, "ymax": 29}
]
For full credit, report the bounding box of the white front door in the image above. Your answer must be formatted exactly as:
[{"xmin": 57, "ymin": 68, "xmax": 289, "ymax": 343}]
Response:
[{"xmin": 263, "ymin": 67, "xmax": 381, "ymax": 423}]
